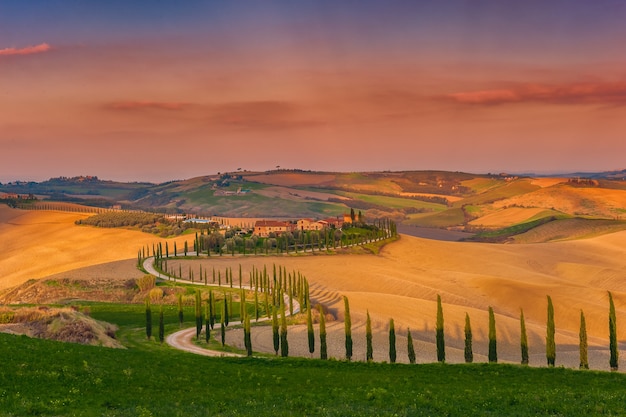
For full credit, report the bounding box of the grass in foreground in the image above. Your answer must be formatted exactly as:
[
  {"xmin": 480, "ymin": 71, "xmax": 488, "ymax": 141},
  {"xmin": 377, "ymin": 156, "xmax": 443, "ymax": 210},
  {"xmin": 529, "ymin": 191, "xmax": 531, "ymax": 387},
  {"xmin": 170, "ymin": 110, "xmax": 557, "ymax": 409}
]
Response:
[{"xmin": 2, "ymin": 332, "xmax": 626, "ymax": 416}]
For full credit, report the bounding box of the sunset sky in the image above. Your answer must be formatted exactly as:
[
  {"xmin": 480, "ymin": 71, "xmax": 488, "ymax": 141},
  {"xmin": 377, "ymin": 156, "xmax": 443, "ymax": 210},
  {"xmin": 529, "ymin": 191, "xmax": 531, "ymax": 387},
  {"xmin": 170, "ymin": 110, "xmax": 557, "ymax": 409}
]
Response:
[{"xmin": 1, "ymin": 1, "xmax": 626, "ymax": 183}]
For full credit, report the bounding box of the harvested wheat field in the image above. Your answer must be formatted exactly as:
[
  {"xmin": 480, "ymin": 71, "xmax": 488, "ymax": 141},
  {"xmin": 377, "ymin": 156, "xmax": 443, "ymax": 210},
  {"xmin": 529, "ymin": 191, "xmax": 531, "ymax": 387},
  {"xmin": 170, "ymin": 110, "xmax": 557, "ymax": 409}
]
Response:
[
  {"xmin": 0, "ymin": 206, "xmax": 189, "ymax": 290},
  {"xmin": 172, "ymin": 230, "xmax": 626, "ymax": 370},
  {"xmin": 3, "ymin": 205, "xmax": 626, "ymax": 370}
]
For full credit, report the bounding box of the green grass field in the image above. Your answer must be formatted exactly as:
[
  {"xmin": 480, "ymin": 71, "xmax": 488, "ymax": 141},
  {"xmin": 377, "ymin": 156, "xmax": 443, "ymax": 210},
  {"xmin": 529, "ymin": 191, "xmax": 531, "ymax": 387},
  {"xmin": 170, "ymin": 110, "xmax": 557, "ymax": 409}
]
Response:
[
  {"xmin": 404, "ymin": 207, "xmax": 466, "ymax": 228},
  {"xmin": 2, "ymin": 331, "xmax": 626, "ymax": 416}
]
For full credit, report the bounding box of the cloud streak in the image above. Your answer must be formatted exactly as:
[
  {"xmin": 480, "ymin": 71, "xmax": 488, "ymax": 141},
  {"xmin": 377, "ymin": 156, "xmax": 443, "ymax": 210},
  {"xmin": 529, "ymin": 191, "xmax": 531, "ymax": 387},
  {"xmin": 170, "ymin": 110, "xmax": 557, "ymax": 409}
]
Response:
[
  {"xmin": 107, "ymin": 101, "xmax": 188, "ymax": 111},
  {"xmin": 0, "ymin": 43, "xmax": 51, "ymax": 56},
  {"xmin": 448, "ymin": 82, "xmax": 626, "ymax": 106}
]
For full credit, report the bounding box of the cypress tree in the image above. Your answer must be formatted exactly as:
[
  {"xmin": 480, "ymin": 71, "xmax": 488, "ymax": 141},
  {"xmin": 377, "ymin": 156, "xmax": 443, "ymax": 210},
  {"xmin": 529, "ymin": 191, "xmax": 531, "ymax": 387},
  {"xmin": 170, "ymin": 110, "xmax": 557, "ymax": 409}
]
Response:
[
  {"xmin": 436, "ymin": 294, "xmax": 445, "ymax": 362},
  {"xmin": 254, "ymin": 290, "xmax": 259, "ymax": 321},
  {"xmin": 407, "ymin": 328, "xmax": 416, "ymax": 364},
  {"xmin": 389, "ymin": 318, "xmax": 396, "ymax": 363},
  {"xmin": 195, "ymin": 290, "xmax": 202, "ymax": 340},
  {"xmin": 546, "ymin": 295, "xmax": 556, "ymax": 367},
  {"xmin": 488, "ymin": 306, "xmax": 497, "ymax": 363},
  {"xmin": 272, "ymin": 306, "xmax": 279, "ymax": 355},
  {"xmin": 158, "ymin": 304, "xmax": 164, "ymax": 343},
  {"xmin": 244, "ymin": 312, "xmax": 252, "ymax": 357},
  {"xmin": 580, "ymin": 310, "xmax": 589, "ymax": 370},
  {"xmin": 224, "ymin": 292, "xmax": 230, "ymax": 327},
  {"xmin": 366, "ymin": 310, "xmax": 373, "ymax": 362},
  {"xmin": 280, "ymin": 299, "xmax": 289, "ymax": 357},
  {"xmin": 520, "ymin": 309, "xmax": 529, "ymax": 365},
  {"xmin": 307, "ymin": 305, "xmax": 315, "ymax": 357},
  {"xmin": 145, "ymin": 298, "xmax": 152, "ymax": 340},
  {"xmin": 205, "ymin": 301, "xmax": 210, "ymax": 343},
  {"xmin": 464, "ymin": 313, "xmax": 473, "ymax": 363},
  {"xmin": 209, "ymin": 290, "xmax": 215, "ymax": 329},
  {"xmin": 344, "ymin": 296, "xmax": 353, "ymax": 361},
  {"xmin": 319, "ymin": 304, "xmax": 328, "ymax": 360},
  {"xmin": 177, "ymin": 293, "xmax": 183, "ymax": 327},
  {"xmin": 220, "ymin": 302, "xmax": 226, "ymax": 346},
  {"xmin": 609, "ymin": 291, "xmax": 619, "ymax": 371}
]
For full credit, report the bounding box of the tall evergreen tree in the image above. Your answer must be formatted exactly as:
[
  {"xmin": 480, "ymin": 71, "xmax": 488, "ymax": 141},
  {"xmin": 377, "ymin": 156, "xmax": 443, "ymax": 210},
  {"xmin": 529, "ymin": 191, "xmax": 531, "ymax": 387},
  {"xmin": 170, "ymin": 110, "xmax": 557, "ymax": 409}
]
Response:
[
  {"xmin": 579, "ymin": 310, "xmax": 589, "ymax": 370},
  {"xmin": 145, "ymin": 298, "xmax": 152, "ymax": 340},
  {"xmin": 280, "ymin": 299, "xmax": 289, "ymax": 357},
  {"xmin": 407, "ymin": 328, "xmax": 416, "ymax": 364},
  {"xmin": 546, "ymin": 295, "xmax": 556, "ymax": 367},
  {"xmin": 209, "ymin": 290, "xmax": 215, "ymax": 329},
  {"xmin": 272, "ymin": 306, "xmax": 279, "ymax": 355},
  {"xmin": 307, "ymin": 305, "xmax": 315, "ymax": 357},
  {"xmin": 520, "ymin": 309, "xmax": 529, "ymax": 365},
  {"xmin": 244, "ymin": 312, "xmax": 252, "ymax": 357},
  {"xmin": 436, "ymin": 294, "xmax": 445, "ymax": 362},
  {"xmin": 205, "ymin": 301, "xmax": 210, "ymax": 343},
  {"xmin": 224, "ymin": 292, "xmax": 230, "ymax": 327},
  {"xmin": 609, "ymin": 291, "xmax": 619, "ymax": 371},
  {"xmin": 220, "ymin": 302, "xmax": 226, "ymax": 346},
  {"xmin": 158, "ymin": 304, "xmax": 164, "ymax": 343},
  {"xmin": 195, "ymin": 290, "xmax": 202, "ymax": 340},
  {"xmin": 488, "ymin": 306, "xmax": 497, "ymax": 363},
  {"xmin": 389, "ymin": 318, "xmax": 396, "ymax": 363},
  {"xmin": 319, "ymin": 304, "xmax": 328, "ymax": 360},
  {"xmin": 344, "ymin": 296, "xmax": 353, "ymax": 361},
  {"xmin": 366, "ymin": 310, "xmax": 373, "ymax": 362},
  {"xmin": 177, "ymin": 293, "xmax": 183, "ymax": 327},
  {"xmin": 464, "ymin": 313, "xmax": 473, "ymax": 363}
]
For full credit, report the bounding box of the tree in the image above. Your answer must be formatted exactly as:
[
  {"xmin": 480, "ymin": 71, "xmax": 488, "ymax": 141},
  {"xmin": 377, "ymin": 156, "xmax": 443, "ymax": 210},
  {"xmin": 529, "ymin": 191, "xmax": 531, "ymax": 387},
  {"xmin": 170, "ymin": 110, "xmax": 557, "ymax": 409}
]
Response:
[
  {"xmin": 546, "ymin": 295, "xmax": 556, "ymax": 367},
  {"xmin": 436, "ymin": 294, "xmax": 445, "ymax": 362},
  {"xmin": 209, "ymin": 290, "xmax": 215, "ymax": 329},
  {"xmin": 580, "ymin": 310, "xmax": 589, "ymax": 370},
  {"xmin": 520, "ymin": 309, "xmax": 529, "ymax": 365},
  {"xmin": 407, "ymin": 328, "xmax": 416, "ymax": 364},
  {"xmin": 244, "ymin": 312, "xmax": 252, "ymax": 357},
  {"xmin": 319, "ymin": 304, "xmax": 328, "ymax": 360},
  {"xmin": 389, "ymin": 318, "xmax": 396, "ymax": 363},
  {"xmin": 344, "ymin": 296, "xmax": 353, "ymax": 361},
  {"xmin": 177, "ymin": 293, "xmax": 184, "ymax": 327},
  {"xmin": 224, "ymin": 292, "xmax": 230, "ymax": 327},
  {"xmin": 464, "ymin": 313, "xmax": 473, "ymax": 363},
  {"xmin": 609, "ymin": 291, "xmax": 619, "ymax": 371},
  {"xmin": 272, "ymin": 306, "xmax": 279, "ymax": 355},
  {"xmin": 307, "ymin": 305, "xmax": 315, "ymax": 357},
  {"xmin": 205, "ymin": 301, "xmax": 210, "ymax": 343},
  {"xmin": 280, "ymin": 299, "xmax": 289, "ymax": 357},
  {"xmin": 195, "ymin": 290, "xmax": 203, "ymax": 340},
  {"xmin": 220, "ymin": 302, "xmax": 226, "ymax": 346},
  {"xmin": 488, "ymin": 306, "xmax": 497, "ymax": 363},
  {"xmin": 366, "ymin": 310, "xmax": 373, "ymax": 362},
  {"xmin": 145, "ymin": 298, "xmax": 152, "ymax": 340},
  {"xmin": 350, "ymin": 208, "xmax": 355, "ymax": 223},
  {"xmin": 158, "ymin": 304, "xmax": 164, "ymax": 343}
]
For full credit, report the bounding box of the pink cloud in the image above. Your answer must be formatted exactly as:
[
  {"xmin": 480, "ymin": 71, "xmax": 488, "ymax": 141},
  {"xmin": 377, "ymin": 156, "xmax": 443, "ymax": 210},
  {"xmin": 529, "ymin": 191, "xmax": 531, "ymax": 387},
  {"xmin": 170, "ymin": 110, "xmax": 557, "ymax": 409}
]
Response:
[
  {"xmin": 107, "ymin": 101, "xmax": 188, "ymax": 111},
  {"xmin": 0, "ymin": 43, "xmax": 51, "ymax": 56},
  {"xmin": 448, "ymin": 82, "xmax": 626, "ymax": 106}
]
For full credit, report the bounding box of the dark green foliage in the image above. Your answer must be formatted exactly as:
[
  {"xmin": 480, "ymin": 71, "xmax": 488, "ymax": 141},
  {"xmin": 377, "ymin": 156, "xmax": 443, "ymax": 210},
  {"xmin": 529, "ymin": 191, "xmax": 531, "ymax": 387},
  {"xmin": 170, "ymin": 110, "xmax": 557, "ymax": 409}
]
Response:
[
  {"xmin": 344, "ymin": 296, "xmax": 353, "ymax": 361},
  {"xmin": 272, "ymin": 306, "xmax": 279, "ymax": 355},
  {"xmin": 464, "ymin": 313, "xmax": 473, "ymax": 364},
  {"xmin": 220, "ymin": 303, "xmax": 226, "ymax": 346},
  {"xmin": 319, "ymin": 304, "xmax": 327, "ymax": 360},
  {"xmin": 224, "ymin": 292, "xmax": 230, "ymax": 327},
  {"xmin": 177, "ymin": 293, "xmax": 183, "ymax": 327},
  {"xmin": 407, "ymin": 328, "xmax": 416, "ymax": 364},
  {"xmin": 280, "ymin": 300, "xmax": 289, "ymax": 357},
  {"xmin": 546, "ymin": 295, "xmax": 556, "ymax": 367},
  {"xmin": 195, "ymin": 290, "xmax": 202, "ymax": 340},
  {"xmin": 580, "ymin": 310, "xmax": 589, "ymax": 370},
  {"xmin": 520, "ymin": 309, "xmax": 529, "ymax": 365},
  {"xmin": 366, "ymin": 310, "xmax": 373, "ymax": 362},
  {"xmin": 209, "ymin": 290, "xmax": 215, "ymax": 329},
  {"xmin": 244, "ymin": 312, "xmax": 252, "ymax": 357},
  {"xmin": 145, "ymin": 298, "xmax": 152, "ymax": 340},
  {"xmin": 488, "ymin": 307, "xmax": 497, "ymax": 363},
  {"xmin": 205, "ymin": 302, "xmax": 210, "ymax": 343},
  {"xmin": 609, "ymin": 291, "xmax": 619, "ymax": 371},
  {"xmin": 158, "ymin": 304, "xmax": 164, "ymax": 343},
  {"xmin": 436, "ymin": 294, "xmax": 445, "ymax": 363},
  {"xmin": 307, "ymin": 305, "xmax": 314, "ymax": 356},
  {"xmin": 388, "ymin": 318, "xmax": 396, "ymax": 364}
]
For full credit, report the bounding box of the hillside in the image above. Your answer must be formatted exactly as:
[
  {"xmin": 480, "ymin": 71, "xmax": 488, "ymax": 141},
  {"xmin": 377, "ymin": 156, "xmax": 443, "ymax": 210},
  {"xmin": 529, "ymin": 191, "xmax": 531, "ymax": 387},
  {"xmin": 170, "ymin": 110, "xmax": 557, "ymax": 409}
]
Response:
[{"xmin": 3, "ymin": 170, "xmax": 626, "ymax": 242}]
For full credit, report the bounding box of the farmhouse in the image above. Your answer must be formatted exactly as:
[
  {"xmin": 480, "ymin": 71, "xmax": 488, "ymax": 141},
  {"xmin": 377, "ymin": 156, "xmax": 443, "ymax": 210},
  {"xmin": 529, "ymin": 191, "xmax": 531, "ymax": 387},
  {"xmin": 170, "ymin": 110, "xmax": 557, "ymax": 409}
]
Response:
[
  {"xmin": 253, "ymin": 220, "xmax": 293, "ymax": 237},
  {"xmin": 297, "ymin": 218, "xmax": 324, "ymax": 231}
]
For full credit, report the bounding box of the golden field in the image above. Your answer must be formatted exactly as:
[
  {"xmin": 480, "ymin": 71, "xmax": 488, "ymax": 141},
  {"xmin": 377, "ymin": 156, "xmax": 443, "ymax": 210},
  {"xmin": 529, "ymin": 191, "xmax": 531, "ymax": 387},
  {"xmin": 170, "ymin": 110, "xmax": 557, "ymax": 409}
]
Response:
[{"xmin": 2, "ymin": 205, "xmax": 626, "ymax": 370}]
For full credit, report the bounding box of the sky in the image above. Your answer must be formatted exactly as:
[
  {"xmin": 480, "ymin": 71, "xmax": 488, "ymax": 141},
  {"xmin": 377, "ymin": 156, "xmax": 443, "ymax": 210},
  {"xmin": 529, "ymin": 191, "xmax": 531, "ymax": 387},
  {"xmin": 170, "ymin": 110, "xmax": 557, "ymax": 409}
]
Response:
[{"xmin": 1, "ymin": 0, "xmax": 626, "ymax": 183}]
